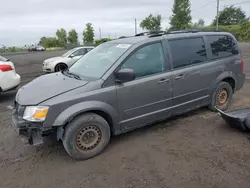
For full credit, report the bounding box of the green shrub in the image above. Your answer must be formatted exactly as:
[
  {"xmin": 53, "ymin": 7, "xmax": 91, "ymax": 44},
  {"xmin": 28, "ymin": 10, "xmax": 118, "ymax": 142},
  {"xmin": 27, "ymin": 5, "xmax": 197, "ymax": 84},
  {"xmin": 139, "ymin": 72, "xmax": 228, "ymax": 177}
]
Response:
[
  {"xmin": 201, "ymin": 22, "xmax": 250, "ymax": 41},
  {"xmin": 201, "ymin": 25, "xmax": 241, "ymax": 40},
  {"xmin": 64, "ymin": 43, "xmax": 81, "ymax": 50},
  {"xmin": 94, "ymin": 38, "xmax": 112, "ymax": 46},
  {"xmin": 239, "ymin": 21, "xmax": 250, "ymax": 41},
  {"xmin": 0, "ymin": 47, "xmax": 25, "ymax": 54}
]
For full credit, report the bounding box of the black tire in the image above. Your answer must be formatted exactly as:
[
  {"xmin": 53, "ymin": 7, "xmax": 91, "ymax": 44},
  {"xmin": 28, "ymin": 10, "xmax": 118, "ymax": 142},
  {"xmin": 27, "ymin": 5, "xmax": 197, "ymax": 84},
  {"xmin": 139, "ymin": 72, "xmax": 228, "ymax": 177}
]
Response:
[
  {"xmin": 62, "ymin": 113, "xmax": 111, "ymax": 160},
  {"xmin": 54, "ymin": 63, "xmax": 68, "ymax": 72},
  {"xmin": 208, "ymin": 81, "xmax": 233, "ymax": 111}
]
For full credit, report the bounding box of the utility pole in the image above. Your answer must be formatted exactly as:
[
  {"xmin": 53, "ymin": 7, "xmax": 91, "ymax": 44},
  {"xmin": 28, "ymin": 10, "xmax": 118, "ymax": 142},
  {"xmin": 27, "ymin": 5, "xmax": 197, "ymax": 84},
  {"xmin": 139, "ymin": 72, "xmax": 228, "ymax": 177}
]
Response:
[
  {"xmin": 216, "ymin": 0, "xmax": 220, "ymax": 31},
  {"xmin": 135, "ymin": 18, "xmax": 137, "ymax": 35},
  {"xmin": 99, "ymin": 28, "xmax": 102, "ymax": 39}
]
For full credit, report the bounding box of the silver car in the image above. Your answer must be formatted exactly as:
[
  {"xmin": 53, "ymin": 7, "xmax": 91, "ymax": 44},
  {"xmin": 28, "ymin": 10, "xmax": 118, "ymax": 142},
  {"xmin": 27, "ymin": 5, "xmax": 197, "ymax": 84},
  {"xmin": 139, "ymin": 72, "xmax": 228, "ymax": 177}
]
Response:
[{"xmin": 42, "ymin": 46, "xmax": 94, "ymax": 72}]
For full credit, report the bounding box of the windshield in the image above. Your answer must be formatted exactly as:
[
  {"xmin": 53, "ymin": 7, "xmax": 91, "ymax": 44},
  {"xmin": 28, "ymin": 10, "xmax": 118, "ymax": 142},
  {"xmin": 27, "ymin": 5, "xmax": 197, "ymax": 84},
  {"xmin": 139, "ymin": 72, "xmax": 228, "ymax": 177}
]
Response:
[
  {"xmin": 62, "ymin": 48, "xmax": 76, "ymax": 57},
  {"xmin": 69, "ymin": 43, "xmax": 132, "ymax": 78}
]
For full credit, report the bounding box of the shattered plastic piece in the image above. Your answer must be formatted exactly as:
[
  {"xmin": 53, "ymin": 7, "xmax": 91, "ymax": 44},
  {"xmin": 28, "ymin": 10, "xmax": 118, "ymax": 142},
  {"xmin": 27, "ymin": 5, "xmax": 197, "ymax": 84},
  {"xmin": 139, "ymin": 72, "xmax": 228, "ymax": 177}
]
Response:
[{"xmin": 215, "ymin": 107, "xmax": 250, "ymax": 131}]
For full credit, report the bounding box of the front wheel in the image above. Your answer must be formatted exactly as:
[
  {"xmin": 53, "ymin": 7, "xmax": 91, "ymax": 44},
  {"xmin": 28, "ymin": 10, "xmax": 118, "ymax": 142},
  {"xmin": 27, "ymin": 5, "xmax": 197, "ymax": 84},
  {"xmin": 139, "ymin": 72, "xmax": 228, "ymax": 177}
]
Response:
[
  {"xmin": 54, "ymin": 63, "xmax": 68, "ymax": 72},
  {"xmin": 62, "ymin": 113, "xmax": 111, "ymax": 160},
  {"xmin": 208, "ymin": 81, "xmax": 233, "ymax": 111}
]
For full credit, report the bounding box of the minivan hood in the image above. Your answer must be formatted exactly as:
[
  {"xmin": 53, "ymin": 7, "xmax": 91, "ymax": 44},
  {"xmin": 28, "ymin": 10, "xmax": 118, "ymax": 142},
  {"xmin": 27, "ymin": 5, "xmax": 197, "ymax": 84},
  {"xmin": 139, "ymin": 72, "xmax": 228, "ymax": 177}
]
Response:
[{"xmin": 16, "ymin": 72, "xmax": 88, "ymax": 105}]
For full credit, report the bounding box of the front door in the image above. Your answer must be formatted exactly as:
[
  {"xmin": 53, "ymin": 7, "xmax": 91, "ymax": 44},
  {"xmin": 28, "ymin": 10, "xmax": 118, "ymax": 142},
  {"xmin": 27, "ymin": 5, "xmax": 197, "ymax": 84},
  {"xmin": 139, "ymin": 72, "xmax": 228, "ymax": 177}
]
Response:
[{"xmin": 116, "ymin": 42, "xmax": 173, "ymax": 131}]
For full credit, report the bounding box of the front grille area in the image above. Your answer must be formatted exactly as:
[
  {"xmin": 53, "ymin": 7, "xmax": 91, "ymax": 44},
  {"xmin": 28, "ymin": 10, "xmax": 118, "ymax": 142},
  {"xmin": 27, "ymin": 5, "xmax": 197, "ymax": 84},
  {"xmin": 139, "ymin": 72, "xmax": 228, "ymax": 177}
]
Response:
[{"xmin": 13, "ymin": 101, "xmax": 25, "ymax": 118}]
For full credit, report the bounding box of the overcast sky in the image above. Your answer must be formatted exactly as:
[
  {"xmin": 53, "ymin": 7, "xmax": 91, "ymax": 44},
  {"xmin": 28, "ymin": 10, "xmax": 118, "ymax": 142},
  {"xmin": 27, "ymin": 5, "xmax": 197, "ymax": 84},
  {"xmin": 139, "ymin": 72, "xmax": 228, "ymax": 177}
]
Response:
[{"xmin": 0, "ymin": 0, "xmax": 250, "ymax": 46}]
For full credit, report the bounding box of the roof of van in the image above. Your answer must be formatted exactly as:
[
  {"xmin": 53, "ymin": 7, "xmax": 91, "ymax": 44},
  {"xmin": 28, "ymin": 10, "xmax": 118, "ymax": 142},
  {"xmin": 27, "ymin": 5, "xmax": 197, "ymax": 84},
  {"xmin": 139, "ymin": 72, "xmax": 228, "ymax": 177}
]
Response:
[
  {"xmin": 109, "ymin": 31, "xmax": 234, "ymax": 44},
  {"xmin": 74, "ymin": 46, "xmax": 95, "ymax": 50}
]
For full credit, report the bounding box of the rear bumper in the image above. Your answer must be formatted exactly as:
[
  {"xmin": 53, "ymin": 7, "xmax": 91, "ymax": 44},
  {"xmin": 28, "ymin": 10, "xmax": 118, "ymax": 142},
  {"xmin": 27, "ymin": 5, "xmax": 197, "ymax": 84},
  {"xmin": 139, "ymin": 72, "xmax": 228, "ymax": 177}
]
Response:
[
  {"xmin": 0, "ymin": 73, "xmax": 20, "ymax": 92},
  {"xmin": 236, "ymin": 73, "xmax": 246, "ymax": 91}
]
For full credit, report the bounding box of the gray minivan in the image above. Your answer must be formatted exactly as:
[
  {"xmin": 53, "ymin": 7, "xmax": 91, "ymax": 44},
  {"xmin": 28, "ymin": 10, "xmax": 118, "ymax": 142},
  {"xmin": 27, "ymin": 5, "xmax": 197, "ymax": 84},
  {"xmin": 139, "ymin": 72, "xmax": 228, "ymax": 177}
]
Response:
[{"xmin": 12, "ymin": 30, "xmax": 246, "ymax": 160}]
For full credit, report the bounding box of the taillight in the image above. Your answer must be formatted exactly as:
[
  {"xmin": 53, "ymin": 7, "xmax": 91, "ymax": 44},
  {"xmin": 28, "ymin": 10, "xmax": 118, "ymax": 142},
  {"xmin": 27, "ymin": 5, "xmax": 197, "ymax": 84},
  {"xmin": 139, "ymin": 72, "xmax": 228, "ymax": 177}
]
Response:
[
  {"xmin": 242, "ymin": 57, "xmax": 245, "ymax": 73},
  {"xmin": 0, "ymin": 65, "xmax": 13, "ymax": 72}
]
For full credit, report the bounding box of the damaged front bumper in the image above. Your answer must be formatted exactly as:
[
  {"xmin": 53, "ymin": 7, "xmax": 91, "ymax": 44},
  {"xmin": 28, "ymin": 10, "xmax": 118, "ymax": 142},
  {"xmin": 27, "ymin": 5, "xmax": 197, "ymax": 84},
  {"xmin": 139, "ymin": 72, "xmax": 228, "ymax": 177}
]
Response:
[
  {"xmin": 11, "ymin": 103, "xmax": 55, "ymax": 146},
  {"xmin": 12, "ymin": 115, "xmax": 56, "ymax": 146}
]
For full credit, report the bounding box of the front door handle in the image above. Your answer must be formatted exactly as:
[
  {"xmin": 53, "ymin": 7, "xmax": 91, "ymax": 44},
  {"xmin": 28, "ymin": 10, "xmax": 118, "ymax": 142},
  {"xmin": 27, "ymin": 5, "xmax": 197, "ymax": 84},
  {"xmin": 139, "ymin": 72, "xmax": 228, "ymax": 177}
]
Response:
[
  {"xmin": 175, "ymin": 74, "xmax": 185, "ymax": 80},
  {"xmin": 158, "ymin": 78, "xmax": 170, "ymax": 84}
]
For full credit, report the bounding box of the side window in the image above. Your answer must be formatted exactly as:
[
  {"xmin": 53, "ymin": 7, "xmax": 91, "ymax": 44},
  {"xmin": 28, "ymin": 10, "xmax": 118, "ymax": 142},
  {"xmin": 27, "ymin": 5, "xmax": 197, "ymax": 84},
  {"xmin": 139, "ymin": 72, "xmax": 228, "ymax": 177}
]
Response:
[
  {"xmin": 207, "ymin": 35, "xmax": 239, "ymax": 59},
  {"xmin": 121, "ymin": 42, "xmax": 166, "ymax": 78},
  {"xmin": 169, "ymin": 37, "xmax": 207, "ymax": 69},
  {"xmin": 72, "ymin": 48, "xmax": 86, "ymax": 56}
]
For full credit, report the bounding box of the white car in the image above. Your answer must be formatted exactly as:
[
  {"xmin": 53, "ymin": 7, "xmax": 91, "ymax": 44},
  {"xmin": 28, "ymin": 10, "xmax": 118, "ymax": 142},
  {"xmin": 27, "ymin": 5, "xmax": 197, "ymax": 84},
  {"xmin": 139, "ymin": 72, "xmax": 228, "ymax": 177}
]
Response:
[
  {"xmin": 0, "ymin": 56, "xmax": 21, "ymax": 93},
  {"xmin": 36, "ymin": 46, "xmax": 46, "ymax": 51},
  {"xmin": 42, "ymin": 46, "xmax": 94, "ymax": 72},
  {"xmin": 28, "ymin": 45, "xmax": 46, "ymax": 52}
]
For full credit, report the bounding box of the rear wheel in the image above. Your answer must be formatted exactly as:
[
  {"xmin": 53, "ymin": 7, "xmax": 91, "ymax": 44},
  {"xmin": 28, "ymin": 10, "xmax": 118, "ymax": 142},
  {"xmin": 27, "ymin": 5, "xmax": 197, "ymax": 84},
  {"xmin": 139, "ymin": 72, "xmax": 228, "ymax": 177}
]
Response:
[
  {"xmin": 208, "ymin": 81, "xmax": 233, "ymax": 111},
  {"xmin": 55, "ymin": 63, "xmax": 68, "ymax": 72},
  {"xmin": 62, "ymin": 113, "xmax": 111, "ymax": 160}
]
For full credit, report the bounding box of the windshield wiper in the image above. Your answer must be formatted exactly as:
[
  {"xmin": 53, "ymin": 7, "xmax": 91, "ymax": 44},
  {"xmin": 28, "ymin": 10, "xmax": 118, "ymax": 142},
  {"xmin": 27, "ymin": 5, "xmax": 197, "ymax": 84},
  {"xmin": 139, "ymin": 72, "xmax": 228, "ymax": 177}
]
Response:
[{"xmin": 62, "ymin": 69, "xmax": 82, "ymax": 80}]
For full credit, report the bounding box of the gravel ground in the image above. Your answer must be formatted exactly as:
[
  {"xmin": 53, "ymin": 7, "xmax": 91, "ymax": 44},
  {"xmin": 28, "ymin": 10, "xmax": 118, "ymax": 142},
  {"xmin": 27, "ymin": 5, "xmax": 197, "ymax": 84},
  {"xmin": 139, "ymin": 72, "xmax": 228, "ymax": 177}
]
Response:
[{"xmin": 1, "ymin": 46, "xmax": 250, "ymax": 188}]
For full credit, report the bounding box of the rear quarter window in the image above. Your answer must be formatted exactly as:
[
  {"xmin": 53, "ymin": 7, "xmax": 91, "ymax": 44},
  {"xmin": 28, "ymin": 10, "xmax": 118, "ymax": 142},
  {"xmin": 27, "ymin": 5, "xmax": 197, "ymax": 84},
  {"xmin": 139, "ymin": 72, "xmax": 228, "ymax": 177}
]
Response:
[{"xmin": 206, "ymin": 35, "xmax": 239, "ymax": 60}]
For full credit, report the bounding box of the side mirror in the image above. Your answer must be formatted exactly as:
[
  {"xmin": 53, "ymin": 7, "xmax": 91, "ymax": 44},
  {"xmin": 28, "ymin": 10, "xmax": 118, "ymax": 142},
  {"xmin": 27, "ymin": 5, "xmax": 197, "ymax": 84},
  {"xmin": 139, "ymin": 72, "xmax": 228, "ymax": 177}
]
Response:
[
  {"xmin": 115, "ymin": 68, "xmax": 136, "ymax": 83},
  {"xmin": 69, "ymin": 54, "xmax": 75, "ymax": 58}
]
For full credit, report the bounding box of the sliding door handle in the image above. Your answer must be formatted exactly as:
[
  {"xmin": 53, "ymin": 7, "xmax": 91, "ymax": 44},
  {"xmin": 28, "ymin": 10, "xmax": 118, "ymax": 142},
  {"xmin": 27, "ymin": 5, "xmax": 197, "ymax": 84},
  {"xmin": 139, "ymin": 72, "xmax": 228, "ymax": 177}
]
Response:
[
  {"xmin": 158, "ymin": 78, "xmax": 170, "ymax": 84},
  {"xmin": 175, "ymin": 74, "xmax": 185, "ymax": 80}
]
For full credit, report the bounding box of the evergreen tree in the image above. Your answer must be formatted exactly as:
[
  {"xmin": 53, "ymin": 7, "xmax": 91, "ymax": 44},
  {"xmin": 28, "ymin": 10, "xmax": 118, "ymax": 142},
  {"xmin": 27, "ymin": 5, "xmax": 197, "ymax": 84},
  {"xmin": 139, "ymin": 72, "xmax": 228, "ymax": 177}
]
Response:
[
  {"xmin": 68, "ymin": 29, "xmax": 78, "ymax": 44},
  {"xmin": 170, "ymin": 0, "xmax": 192, "ymax": 30},
  {"xmin": 83, "ymin": 23, "xmax": 95, "ymax": 44}
]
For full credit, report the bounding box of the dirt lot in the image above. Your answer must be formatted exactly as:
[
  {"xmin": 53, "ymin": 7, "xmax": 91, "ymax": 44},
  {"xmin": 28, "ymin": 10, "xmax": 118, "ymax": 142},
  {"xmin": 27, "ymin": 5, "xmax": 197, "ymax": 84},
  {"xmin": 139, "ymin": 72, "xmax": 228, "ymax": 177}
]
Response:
[{"xmin": 1, "ymin": 46, "xmax": 250, "ymax": 188}]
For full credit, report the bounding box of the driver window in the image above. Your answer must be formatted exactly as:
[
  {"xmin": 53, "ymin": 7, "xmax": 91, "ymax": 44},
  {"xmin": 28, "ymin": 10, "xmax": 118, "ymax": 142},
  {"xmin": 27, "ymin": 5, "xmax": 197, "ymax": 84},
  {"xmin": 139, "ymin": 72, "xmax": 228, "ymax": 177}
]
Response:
[{"xmin": 121, "ymin": 42, "xmax": 165, "ymax": 78}]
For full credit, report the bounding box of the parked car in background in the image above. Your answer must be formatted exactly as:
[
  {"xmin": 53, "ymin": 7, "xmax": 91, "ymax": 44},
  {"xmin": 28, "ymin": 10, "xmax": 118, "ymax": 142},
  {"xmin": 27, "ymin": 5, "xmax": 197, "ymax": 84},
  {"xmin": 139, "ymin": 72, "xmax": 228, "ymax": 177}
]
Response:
[
  {"xmin": 28, "ymin": 45, "xmax": 46, "ymax": 52},
  {"xmin": 0, "ymin": 56, "xmax": 21, "ymax": 93},
  {"xmin": 36, "ymin": 46, "xmax": 46, "ymax": 51},
  {"xmin": 12, "ymin": 31, "xmax": 245, "ymax": 160},
  {"xmin": 42, "ymin": 46, "xmax": 94, "ymax": 72}
]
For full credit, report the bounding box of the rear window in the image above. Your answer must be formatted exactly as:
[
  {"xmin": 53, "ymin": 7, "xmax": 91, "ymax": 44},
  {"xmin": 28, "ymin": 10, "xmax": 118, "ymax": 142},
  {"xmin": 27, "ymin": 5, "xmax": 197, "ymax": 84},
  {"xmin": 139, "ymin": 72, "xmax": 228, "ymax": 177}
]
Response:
[
  {"xmin": 206, "ymin": 35, "xmax": 239, "ymax": 60},
  {"xmin": 169, "ymin": 37, "xmax": 207, "ymax": 69}
]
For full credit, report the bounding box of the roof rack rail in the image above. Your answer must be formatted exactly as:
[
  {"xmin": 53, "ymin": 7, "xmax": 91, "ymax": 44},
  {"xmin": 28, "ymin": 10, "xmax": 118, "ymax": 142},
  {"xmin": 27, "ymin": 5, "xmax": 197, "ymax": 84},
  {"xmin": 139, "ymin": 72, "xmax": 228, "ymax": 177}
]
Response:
[
  {"xmin": 135, "ymin": 30, "xmax": 168, "ymax": 37},
  {"xmin": 136, "ymin": 30, "xmax": 204, "ymax": 38},
  {"xmin": 117, "ymin": 30, "xmax": 223, "ymax": 40},
  {"xmin": 166, "ymin": 30, "xmax": 222, "ymax": 34},
  {"xmin": 166, "ymin": 30, "xmax": 200, "ymax": 34},
  {"xmin": 116, "ymin": 35, "xmax": 135, "ymax": 39},
  {"xmin": 135, "ymin": 32, "xmax": 149, "ymax": 36},
  {"xmin": 148, "ymin": 30, "xmax": 201, "ymax": 38}
]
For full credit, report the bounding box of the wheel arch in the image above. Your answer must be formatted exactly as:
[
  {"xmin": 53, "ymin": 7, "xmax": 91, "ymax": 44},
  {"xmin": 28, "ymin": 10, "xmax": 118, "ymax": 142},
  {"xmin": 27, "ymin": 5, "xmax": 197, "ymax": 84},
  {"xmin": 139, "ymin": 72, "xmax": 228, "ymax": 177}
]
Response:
[
  {"xmin": 53, "ymin": 101, "xmax": 119, "ymax": 140},
  {"xmin": 54, "ymin": 62, "xmax": 68, "ymax": 72},
  {"xmin": 209, "ymin": 72, "xmax": 237, "ymax": 96}
]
